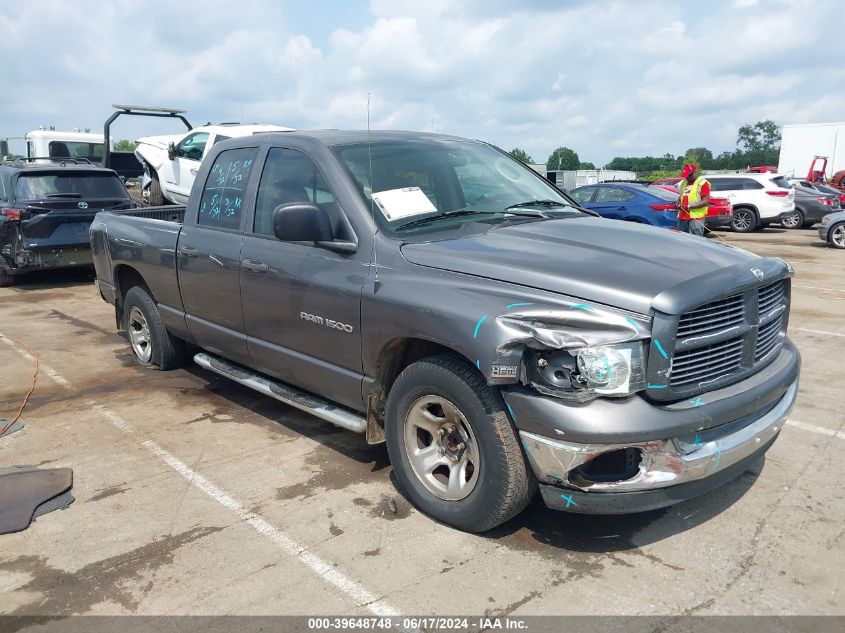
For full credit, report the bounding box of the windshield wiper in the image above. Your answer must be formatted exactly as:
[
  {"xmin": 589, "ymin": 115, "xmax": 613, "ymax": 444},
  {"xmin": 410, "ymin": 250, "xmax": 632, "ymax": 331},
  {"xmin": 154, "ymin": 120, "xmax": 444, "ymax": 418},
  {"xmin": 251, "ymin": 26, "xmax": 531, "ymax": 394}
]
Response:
[
  {"xmin": 45, "ymin": 193, "xmax": 82, "ymax": 198},
  {"xmin": 505, "ymin": 199, "xmax": 571, "ymax": 211},
  {"xmin": 396, "ymin": 208, "xmax": 552, "ymax": 231}
]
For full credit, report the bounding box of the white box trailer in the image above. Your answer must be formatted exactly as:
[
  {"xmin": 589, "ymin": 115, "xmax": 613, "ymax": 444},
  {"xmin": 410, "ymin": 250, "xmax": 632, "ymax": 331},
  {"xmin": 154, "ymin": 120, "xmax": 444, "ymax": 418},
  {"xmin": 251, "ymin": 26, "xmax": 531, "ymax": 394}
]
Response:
[
  {"xmin": 778, "ymin": 122, "xmax": 845, "ymax": 179},
  {"xmin": 547, "ymin": 169, "xmax": 636, "ymax": 190}
]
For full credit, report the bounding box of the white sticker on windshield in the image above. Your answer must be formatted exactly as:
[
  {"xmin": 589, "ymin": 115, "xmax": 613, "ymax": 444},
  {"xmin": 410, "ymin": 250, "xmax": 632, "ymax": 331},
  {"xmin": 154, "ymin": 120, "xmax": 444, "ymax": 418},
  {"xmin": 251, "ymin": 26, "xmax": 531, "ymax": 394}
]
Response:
[{"xmin": 371, "ymin": 187, "xmax": 437, "ymax": 221}]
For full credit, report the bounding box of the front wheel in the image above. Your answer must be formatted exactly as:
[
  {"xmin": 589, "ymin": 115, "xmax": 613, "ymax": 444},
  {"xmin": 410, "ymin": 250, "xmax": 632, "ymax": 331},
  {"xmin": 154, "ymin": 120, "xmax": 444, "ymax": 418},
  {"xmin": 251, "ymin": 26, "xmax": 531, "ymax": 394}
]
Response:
[
  {"xmin": 148, "ymin": 171, "xmax": 165, "ymax": 206},
  {"xmin": 123, "ymin": 286, "xmax": 185, "ymax": 369},
  {"xmin": 829, "ymin": 222, "xmax": 845, "ymax": 249},
  {"xmin": 731, "ymin": 208, "xmax": 758, "ymax": 233},
  {"xmin": 781, "ymin": 209, "xmax": 804, "ymax": 229},
  {"xmin": 385, "ymin": 355, "xmax": 536, "ymax": 532},
  {"xmin": 0, "ymin": 258, "xmax": 15, "ymax": 287}
]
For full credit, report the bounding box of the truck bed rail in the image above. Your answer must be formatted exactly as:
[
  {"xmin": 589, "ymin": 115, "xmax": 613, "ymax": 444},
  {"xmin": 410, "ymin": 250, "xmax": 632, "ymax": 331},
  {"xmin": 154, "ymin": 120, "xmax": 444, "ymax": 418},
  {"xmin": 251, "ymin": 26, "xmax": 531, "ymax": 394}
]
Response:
[{"xmin": 105, "ymin": 206, "xmax": 186, "ymax": 223}]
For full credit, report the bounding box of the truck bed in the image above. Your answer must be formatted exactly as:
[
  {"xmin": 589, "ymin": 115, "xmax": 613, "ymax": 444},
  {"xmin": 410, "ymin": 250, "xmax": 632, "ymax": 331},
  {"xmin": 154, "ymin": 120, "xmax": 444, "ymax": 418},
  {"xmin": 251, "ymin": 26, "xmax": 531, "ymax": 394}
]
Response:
[{"xmin": 106, "ymin": 205, "xmax": 187, "ymax": 223}]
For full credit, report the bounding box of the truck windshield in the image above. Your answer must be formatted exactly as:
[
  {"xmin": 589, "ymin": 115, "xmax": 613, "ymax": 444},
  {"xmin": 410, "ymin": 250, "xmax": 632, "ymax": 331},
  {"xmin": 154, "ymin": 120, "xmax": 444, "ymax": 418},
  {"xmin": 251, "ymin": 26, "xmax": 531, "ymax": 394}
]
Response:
[
  {"xmin": 332, "ymin": 138, "xmax": 581, "ymax": 233},
  {"xmin": 15, "ymin": 172, "xmax": 128, "ymax": 200}
]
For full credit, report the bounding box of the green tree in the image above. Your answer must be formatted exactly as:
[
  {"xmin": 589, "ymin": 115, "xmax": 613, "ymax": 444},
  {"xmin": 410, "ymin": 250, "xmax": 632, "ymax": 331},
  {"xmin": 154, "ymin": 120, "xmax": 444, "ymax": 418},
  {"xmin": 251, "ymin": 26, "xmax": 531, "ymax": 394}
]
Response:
[
  {"xmin": 508, "ymin": 148, "xmax": 534, "ymax": 164},
  {"xmin": 683, "ymin": 147, "xmax": 714, "ymax": 169},
  {"xmin": 579, "ymin": 161, "xmax": 596, "ymax": 169},
  {"xmin": 546, "ymin": 146, "xmax": 580, "ymax": 170},
  {"xmin": 114, "ymin": 139, "xmax": 137, "ymax": 152},
  {"xmin": 736, "ymin": 120, "xmax": 780, "ymax": 152}
]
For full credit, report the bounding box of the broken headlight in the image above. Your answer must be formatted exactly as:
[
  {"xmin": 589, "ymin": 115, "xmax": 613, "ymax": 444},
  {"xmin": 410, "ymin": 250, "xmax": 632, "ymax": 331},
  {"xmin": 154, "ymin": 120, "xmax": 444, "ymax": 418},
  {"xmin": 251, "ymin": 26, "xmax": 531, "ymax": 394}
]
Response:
[{"xmin": 528, "ymin": 341, "xmax": 647, "ymax": 401}]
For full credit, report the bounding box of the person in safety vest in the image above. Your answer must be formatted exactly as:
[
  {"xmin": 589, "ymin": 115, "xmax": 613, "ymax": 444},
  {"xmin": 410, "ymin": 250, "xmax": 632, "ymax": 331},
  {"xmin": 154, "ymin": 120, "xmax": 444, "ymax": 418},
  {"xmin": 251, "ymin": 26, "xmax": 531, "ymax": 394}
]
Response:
[{"xmin": 675, "ymin": 163, "xmax": 710, "ymax": 236}]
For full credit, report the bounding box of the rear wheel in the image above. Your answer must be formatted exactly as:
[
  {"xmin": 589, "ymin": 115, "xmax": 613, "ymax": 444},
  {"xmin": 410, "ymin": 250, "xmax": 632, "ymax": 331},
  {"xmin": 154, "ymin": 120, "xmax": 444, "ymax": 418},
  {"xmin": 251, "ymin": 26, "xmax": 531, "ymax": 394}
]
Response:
[
  {"xmin": 123, "ymin": 286, "xmax": 185, "ymax": 369},
  {"xmin": 731, "ymin": 207, "xmax": 758, "ymax": 233},
  {"xmin": 781, "ymin": 209, "xmax": 804, "ymax": 229},
  {"xmin": 148, "ymin": 171, "xmax": 165, "ymax": 206},
  {"xmin": 385, "ymin": 355, "xmax": 535, "ymax": 532},
  {"xmin": 829, "ymin": 222, "xmax": 845, "ymax": 249}
]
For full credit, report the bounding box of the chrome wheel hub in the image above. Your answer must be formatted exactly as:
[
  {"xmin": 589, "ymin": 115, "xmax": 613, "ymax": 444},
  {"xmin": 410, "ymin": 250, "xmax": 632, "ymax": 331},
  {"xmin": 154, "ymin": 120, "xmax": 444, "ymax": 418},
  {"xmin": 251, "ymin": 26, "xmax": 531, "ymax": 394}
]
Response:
[
  {"xmin": 403, "ymin": 395, "xmax": 480, "ymax": 501},
  {"xmin": 833, "ymin": 225, "xmax": 845, "ymax": 247},
  {"xmin": 128, "ymin": 306, "xmax": 152, "ymax": 363}
]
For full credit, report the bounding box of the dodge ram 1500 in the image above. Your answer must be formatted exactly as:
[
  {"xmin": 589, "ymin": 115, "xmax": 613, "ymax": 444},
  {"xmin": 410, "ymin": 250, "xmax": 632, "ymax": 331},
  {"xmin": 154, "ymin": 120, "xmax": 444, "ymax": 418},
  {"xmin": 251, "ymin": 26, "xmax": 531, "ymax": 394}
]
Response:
[{"xmin": 90, "ymin": 131, "xmax": 800, "ymax": 531}]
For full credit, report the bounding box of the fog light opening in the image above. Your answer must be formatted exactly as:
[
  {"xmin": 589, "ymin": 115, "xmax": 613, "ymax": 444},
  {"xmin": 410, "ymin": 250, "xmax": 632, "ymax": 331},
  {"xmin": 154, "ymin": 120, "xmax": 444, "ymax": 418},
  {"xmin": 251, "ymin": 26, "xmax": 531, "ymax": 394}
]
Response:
[{"xmin": 570, "ymin": 448, "xmax": 643, "ymax": 485}]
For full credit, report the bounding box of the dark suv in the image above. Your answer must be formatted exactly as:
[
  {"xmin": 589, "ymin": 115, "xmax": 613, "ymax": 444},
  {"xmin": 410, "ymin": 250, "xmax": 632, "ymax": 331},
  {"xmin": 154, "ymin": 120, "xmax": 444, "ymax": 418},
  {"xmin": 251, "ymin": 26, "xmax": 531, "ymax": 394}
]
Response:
[{"xmin": 0, "ymin": 159, "xmax": 136, "ymax": 286}]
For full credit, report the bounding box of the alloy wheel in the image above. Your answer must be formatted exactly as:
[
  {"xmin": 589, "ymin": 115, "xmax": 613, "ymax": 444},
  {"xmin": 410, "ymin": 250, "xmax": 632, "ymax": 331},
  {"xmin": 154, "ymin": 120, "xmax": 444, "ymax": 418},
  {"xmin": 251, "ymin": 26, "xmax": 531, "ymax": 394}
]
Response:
[{"xmin": 128, "ymin": 306, "xmax": 153, "ymax": 363}]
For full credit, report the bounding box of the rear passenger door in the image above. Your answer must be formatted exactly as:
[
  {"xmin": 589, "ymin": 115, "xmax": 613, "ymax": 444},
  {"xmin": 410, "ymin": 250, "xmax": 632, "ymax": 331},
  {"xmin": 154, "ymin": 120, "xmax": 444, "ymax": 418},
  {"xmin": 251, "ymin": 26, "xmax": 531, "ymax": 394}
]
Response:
[
  {"xmin": 239, "ymin": 147, "xmax": 366, "ymax": 410},
  {"xmin": 590, "ymin": 186, "xmax": 635, "ymax": 220},
  {"xmin": 177, "ymin": 145, "xmax": 259, "ymax": 366}
]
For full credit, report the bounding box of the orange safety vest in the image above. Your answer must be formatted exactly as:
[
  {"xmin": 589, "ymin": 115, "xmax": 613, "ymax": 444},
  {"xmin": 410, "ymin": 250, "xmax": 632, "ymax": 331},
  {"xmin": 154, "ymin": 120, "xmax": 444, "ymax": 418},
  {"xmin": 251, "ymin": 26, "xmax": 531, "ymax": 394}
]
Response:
[{"xmin": 679, "ymin": 176, "xmax": 709, "ymax": 220}]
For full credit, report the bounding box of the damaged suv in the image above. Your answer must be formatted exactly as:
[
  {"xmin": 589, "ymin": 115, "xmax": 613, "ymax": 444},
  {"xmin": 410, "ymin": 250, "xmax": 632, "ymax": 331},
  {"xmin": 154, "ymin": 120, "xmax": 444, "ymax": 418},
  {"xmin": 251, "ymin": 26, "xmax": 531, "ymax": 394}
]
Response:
[
  {"xmin": 1, "ymin": 158, "xmax": 135, "ymax": 286},
  {"xmin": 90, "ymin": 131, "xmax": 800, "ymax": 531}
]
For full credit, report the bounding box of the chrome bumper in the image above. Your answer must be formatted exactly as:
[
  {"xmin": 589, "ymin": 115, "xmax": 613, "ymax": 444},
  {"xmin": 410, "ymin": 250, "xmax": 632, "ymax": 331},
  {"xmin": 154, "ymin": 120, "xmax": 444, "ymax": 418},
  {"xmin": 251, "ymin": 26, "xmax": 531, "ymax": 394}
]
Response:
[{"xmin": 520, "ymin": 379, "xmax": 797, "ymax": 494}]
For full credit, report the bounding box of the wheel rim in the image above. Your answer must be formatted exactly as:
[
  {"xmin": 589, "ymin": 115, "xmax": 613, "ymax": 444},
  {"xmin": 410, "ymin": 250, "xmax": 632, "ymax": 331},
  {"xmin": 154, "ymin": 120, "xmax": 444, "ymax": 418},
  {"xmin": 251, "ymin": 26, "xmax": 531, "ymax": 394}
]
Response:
[
  {"xmin": 733, "ymin": 210, "xmax": 752, "ymax": 230},
  {"xmin": 128, "ymin": 306, "xmax": 152, "ymax": 362},
  {"xmin": 782, "ymin": 211, "xmax": 801, "ymax": 228},
  {"xmin": 403, "ymin": 395, "xmax": 480, "ymax": 501},
  {"xmin": 832, "ymin": 225, "xmax": 845, "ymax": 247}
]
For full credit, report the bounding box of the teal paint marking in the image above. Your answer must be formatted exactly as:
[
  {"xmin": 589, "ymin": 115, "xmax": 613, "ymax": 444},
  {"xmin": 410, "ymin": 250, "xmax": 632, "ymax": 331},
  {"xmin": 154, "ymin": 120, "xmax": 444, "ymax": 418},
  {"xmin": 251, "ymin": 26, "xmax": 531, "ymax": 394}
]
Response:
[
  {"xmin": 625, "ymin": 317, "xmax": 639, "ymax": 328},
  {"xmin": 473, "ymin": 315, "xmax": 487, "ymax": 338},
  {"xmin": 689, "ymin": 396, "xmax": 704, "ymax": 407},
  {"xmin": 654, "ymin": 339, "xmax": 669, "ymax": 360},
  {"xmin": 506, "ymin": 302, "xmax": 534, "ymax": 309},
  {"xmin": 570, "ymin": 304, "xmax": 594, "ymax": 311},
  {"xmin": 560, "ymin": 493, "xmax": 578, "ymax": 509},
  {"xmin": 503, "ymin": 396, "xmax": 517, "ymax": 421},
  {"xmin": 476, "ymin": 359, "xmax": 481, "ymax": 370},
  {"xmin": 647, "ymin": 384, "xmax": 668, "ymax": 389},
  {"xmin": 693, "ymin": 433, "xmax": 702, "ymax": 446},
  {"xmin": 713, "ymin": 445, "xmax": 722, "ymax": 471}
]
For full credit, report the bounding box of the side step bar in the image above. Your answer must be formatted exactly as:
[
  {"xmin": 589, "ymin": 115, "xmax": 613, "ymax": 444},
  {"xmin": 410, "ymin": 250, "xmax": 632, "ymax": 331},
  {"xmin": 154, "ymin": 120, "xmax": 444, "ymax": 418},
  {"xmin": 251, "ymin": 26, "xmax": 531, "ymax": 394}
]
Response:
[{"xmin": 193, "ymin": 353, "xmax": 367, "ymax": 434}]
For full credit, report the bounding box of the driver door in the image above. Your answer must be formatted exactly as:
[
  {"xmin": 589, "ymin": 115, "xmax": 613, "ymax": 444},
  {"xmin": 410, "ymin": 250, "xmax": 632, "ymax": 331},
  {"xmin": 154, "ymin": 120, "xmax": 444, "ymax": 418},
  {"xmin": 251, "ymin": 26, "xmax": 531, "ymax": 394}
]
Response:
[{"xmin": 169, "ymin": 132, "xmax": 209, "ymax": 204}]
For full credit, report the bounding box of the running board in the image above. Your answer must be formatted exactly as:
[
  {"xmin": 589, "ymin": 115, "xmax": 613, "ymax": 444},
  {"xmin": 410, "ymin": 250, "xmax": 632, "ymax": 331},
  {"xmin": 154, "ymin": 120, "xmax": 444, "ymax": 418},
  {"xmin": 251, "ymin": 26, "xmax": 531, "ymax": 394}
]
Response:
[{"xmin": 193, "ymin": 353, "xmax": 367, "ymax": 434}]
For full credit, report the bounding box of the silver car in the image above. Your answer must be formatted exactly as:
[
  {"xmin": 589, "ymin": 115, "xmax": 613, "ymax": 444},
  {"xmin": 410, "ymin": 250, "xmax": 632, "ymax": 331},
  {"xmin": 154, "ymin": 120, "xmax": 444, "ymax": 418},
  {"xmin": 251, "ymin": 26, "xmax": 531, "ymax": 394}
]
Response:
[{"xmin": 818, "ymin": 211, "xmax": 845, "ymax": 249}]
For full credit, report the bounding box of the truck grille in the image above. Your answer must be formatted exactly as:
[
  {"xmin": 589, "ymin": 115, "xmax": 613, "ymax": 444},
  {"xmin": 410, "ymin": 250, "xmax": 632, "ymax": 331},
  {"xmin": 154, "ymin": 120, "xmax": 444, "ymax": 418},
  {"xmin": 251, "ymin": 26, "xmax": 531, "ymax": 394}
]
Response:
[
  {"xmin": 676, "ymin": 294, "xmax": 744, "ymax": 338},
  {"xmin": 647, "ymin": 276, "xmax": 790, "ymax": 401},
  {"xmin": 670, "ymin": 336, "xmax": 744, "ymax": 387}
]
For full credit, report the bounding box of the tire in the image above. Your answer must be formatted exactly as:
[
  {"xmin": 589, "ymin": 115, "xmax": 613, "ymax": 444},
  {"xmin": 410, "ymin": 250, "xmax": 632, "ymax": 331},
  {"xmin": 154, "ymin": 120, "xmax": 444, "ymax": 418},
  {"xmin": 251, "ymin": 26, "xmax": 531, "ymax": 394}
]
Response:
[
  {"xmin": 829, "ymin": 222, "xmax": 845, "ymax": 249},
  {"xmin": 148, "ymin": 171, "xmax": 165, "ymax": 206},
  {"xmin": 731, "ymin": 207, "xmax": 758, "ymax": 233},
  {"xmin": 0, "ymin": 257, "xmax": 14, "ymax": 287},
  {"xmin": 385, "ymin": 355, "xmax": 536, "ymax": 532},
  {"xmin": 780, "ymin": 209, "xmax": 804, "ymax": 229},
  {"xmin": 123, "ymin": 286, "xmax": 185, "ymax": 369}
]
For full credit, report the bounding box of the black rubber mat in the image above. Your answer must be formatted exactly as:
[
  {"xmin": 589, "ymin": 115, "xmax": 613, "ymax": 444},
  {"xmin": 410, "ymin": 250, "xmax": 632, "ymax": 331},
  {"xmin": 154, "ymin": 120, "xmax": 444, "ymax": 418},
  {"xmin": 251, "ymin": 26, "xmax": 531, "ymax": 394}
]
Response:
[{"xmin": 0, "ymin": 466, "xmax": 74, "ymax": 535}]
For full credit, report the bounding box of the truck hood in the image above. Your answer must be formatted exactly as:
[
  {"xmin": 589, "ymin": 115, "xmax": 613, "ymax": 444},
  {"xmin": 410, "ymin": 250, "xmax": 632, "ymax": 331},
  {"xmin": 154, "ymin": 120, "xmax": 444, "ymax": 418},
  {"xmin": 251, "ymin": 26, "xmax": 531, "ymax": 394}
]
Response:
[
  {"xmin": 400, "ymin": 216, "xmax": 760, "ymax": 315},
  {"xmin": 135, "ymin": 134, "xmax": 184, "ymax": 150}
]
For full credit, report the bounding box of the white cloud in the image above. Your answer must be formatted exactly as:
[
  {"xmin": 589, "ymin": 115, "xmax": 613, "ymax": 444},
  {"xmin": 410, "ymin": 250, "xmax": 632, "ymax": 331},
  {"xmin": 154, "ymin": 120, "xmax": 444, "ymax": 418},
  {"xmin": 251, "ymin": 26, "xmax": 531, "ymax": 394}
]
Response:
[{"xmin": 1, "ymin": 0, "xmax": 843, "ymax": 166}]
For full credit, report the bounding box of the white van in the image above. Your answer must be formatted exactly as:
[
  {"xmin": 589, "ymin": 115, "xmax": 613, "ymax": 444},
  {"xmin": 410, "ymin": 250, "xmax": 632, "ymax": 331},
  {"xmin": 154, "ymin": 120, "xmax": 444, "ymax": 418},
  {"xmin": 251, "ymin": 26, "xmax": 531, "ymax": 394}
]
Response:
[{"xmin": 707, "ymin": 173, "xmax": 795, "ymax": 232}]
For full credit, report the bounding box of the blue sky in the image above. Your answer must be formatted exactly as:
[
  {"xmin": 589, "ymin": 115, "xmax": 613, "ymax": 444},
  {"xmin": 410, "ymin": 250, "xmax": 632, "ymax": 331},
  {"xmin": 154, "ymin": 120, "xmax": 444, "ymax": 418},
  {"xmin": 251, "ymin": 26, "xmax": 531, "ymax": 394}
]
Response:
[{"xmin": 2, "ymin": 0, "xmax": 842, "ymax": 165}]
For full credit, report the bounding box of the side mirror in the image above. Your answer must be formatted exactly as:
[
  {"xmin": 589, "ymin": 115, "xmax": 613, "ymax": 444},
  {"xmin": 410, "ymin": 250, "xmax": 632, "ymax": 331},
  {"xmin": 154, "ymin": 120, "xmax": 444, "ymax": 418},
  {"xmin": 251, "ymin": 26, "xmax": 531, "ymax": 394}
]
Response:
[
  {"xmin": 167, "ymin": 142, "xmax": 176, "ymax": 160},
  {"xmin": 273, "ymin": 203, "xmax": 334, "ymax": 243}
]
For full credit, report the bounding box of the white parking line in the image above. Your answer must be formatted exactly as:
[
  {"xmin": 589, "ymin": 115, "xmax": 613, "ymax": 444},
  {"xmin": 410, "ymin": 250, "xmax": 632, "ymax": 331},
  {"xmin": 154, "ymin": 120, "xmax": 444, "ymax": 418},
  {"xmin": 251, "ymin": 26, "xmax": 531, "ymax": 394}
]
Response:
[
  {"xmin": 788, "ymin": 419, "xmax": 845, "ymax": 441},
  {"xmin": 92, "ymin": 403, "xmax": 404, "ymax": 620},
  {"xmin": 0, "ymin": 332, "xmax": 73, "ymax": 389},
  {"xmin": 794, "ymin": 328, "xmax": 845, "ymax": 338}
]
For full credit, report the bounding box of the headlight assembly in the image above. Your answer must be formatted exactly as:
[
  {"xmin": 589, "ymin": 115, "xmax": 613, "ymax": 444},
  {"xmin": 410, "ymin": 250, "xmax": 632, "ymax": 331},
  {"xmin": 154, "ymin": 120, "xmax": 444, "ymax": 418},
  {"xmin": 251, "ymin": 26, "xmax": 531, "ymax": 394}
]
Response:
[{"xmin": 527, "ymin": 341, "xmax": 647, "ymax": 401}]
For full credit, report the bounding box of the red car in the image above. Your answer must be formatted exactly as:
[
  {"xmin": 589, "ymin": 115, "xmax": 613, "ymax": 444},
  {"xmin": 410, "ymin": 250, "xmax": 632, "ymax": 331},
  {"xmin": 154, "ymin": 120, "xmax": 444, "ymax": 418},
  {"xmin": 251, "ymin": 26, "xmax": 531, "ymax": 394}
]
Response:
[
  {"xmin": 746, "ymin": 166, "xmax": 778, "ymax": 173},
  {"xmin": 649, "ymin": 185, "xmax": 733, "ymax": 229},
  {"xmin": 652, "ymin": 177, "xmax": 682, "ymax": 186}
]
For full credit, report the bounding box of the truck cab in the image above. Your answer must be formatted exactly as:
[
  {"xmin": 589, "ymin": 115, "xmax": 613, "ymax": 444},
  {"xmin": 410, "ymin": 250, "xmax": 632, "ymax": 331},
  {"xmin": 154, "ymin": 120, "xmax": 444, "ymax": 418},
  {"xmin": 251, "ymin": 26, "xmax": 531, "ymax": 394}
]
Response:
[{"xmin": 25, "ymin": 129, "xmax": 104, "ymax": 163}]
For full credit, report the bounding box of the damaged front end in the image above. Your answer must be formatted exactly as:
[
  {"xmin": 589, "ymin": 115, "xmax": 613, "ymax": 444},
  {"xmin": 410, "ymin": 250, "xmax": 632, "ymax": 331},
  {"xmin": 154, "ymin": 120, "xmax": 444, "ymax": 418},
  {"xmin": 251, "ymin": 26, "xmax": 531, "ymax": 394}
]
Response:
[{"xmin": 484, "ymin": 303, "xmax": 651, "ymax": 403}]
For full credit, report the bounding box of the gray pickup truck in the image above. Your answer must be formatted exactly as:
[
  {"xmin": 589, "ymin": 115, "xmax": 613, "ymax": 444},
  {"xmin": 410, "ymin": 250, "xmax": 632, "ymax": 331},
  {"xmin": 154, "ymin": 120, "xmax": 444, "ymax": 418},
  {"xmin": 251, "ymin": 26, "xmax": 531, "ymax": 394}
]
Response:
[{"xmin": 90, "ymin": 131, "xmax": 800, "ymax": 532}]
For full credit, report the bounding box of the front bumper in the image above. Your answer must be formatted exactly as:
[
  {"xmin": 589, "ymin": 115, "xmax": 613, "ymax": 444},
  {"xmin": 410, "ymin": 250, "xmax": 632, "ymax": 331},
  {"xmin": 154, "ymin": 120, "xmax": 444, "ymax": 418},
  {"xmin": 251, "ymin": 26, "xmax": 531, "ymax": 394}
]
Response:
[
  {"xmin": 505, "ymin": 340, "xmax": 800, "ymax": 514},
  {"xmin": 817, "ymin": 223, "xmax": 831, "ymax": 241}
]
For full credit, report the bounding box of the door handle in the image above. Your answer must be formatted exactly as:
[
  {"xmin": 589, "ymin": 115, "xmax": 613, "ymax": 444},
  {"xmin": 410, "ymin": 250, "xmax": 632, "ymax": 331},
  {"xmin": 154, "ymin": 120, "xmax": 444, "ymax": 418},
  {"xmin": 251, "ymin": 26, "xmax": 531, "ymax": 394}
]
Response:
[
  {"xmin": 180, "ymin": 245, "xmax": 199, "ymax": 258},
  {"xmin": 242, "ymin": 258, "xmax": 269, "ymax": 273},
  {"xmin": 190, "ymin": 168, "xmax": 198, "ymax": 175}
]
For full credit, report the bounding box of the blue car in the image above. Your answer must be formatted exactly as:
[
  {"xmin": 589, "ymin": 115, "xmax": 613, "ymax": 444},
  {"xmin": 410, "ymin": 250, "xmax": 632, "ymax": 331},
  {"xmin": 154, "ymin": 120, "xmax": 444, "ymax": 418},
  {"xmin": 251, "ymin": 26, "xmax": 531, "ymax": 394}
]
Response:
[{"xmin": 569, "ymin": 183, "xmax": 679, "ymax": 228}]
